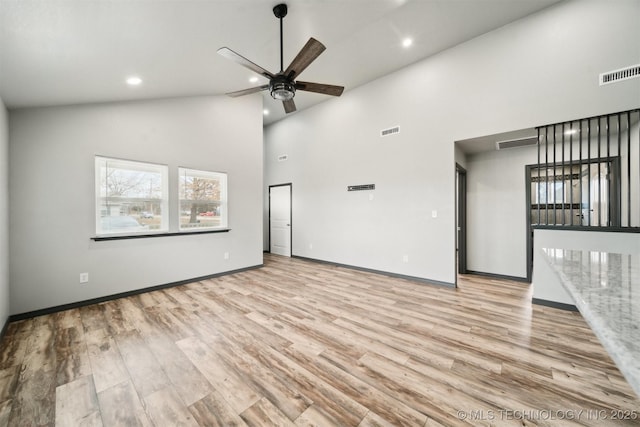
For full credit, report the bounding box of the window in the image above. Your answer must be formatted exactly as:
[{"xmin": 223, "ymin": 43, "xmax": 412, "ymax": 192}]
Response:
[
  {"xmin": 530, "ymin": 161, "xmax": 617, "ymax": 227},
  {"xmin": 95, "ymin": 156, "xmax": 168, "ymax": 236},
  {"xmin": 534, "ymin": 178, "xmax": 563, "ymax": 205},
  {"xmin": 179, "ymin": 168, "xmax": 227, "ymax": 230}
]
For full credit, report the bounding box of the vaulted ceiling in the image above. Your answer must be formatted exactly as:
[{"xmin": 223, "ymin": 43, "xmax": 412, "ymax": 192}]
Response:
[{"xmin": 0, "ymin": 0, "xmax": 561, "ymax": 125}]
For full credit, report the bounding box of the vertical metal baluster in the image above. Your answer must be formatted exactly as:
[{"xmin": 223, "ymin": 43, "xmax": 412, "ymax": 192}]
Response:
[
  {"xmin": 545, "ymin": 126, "xmax": 550, "ymax": 225},
  {"xmin": 569, "ymin": 122, "xmax": 573, "ymax": 225},
  {"xmin": 553, "ymin": 125, "xmax": 557, "ymax": 225},
  {"xmin": 616, "ymin": 113, "xmax": 622, "ymax": 227},
  {"xmin": 587, "ymin": 118, "xmax": 591, "ymax": 226},
  {"xmin": 606, "ymin": 115, "xmax": 611, "ymax": 226},
  {"xmin": 628, "ymin": 111, "xmax": 632, "ymax": 227},
  {"xmin": 579, "ymin": 119, "xmax": 583, "ymax": 226},
  {"xmin": 537, "ymin": 127, "xmax": 541, "ymax": 225},
  {"xmin": 561, "ymin": 122, "xmax": 566, "ymax": 225},
  {"xmin": 598, "ymin": 117, "xmax": 602, "ymax": 227}
]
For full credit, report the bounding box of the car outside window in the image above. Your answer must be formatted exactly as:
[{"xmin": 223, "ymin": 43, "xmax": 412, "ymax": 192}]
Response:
[{"xmin": 95, "ymin": 156, "xmax": 169, "ymax": 236}]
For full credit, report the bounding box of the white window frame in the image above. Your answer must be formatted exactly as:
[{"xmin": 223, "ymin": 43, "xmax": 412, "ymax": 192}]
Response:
[
  {"xmin": 95, "ymin": 156, "xmax": 169, "ymax": 236},
  {"xmin": 178, "ymin": 167, "xmax": 228, "ymax": 231}
]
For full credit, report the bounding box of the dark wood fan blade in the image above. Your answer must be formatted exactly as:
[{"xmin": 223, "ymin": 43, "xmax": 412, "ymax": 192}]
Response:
[
  {"xmin": 283, "ymin": 99, "xmax": 296, "ymax": 114},
  {"xmin": 217, "ymin": 47, "xmax": 275, "ymax": 79},
  {"xmin": 284, "ymin": 38, "xmax": 325, "ymax": 80},
  {"xmin": 226, "ymin": 85, "xmax": 269, "ymax": 98},
  {"xmin": 295, "ymin": 81, "xmax": 344, "ymax": 97}
]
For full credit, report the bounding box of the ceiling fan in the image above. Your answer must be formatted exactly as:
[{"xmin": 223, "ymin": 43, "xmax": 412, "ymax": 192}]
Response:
[{"xmin": 217, "ymin": 3, "xmax": 344, "ymax": 114}]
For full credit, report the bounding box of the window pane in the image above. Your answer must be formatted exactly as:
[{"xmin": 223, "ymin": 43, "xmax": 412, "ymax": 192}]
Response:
[
  {"xmin": 179, "ymin": 168, "xmax": 228, "ymax": 230},
  {"xmin": 95, "ymin": 156, "xmax": 169, "ymax": 235},
  {"xmin": 530, "ymin": 160, "xmax": 616, "ymax": 227}
]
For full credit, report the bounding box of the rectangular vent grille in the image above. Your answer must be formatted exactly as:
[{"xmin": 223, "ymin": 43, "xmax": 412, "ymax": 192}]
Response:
[
  {"xmin": 277, "ymin": 154, "xmax": 288, "ymax": 162},
  {"xmin": 380, "ymin": 126, "xmax": 400, "ymax": 137},
  {"xmin": 600, "ymin": 64, "xmax": 640, "ymax": 86},
  {"xmin": 348, "ymin": 184, "xmax": 375, "ymax": 191},
  {"xmin": 496, "ymin": 136, "xmax": 538, "ymax": 151}
]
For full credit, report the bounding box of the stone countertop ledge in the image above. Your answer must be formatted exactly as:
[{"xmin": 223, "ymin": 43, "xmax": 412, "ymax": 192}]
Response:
[{"xmin": 542, "ymin": 248, "xmax": 640, "ymax": 397}]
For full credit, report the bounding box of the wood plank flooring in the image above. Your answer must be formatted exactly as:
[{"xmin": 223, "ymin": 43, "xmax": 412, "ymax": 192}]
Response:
[{"xmin": 1, "ymin": 254, "xmax": 639, "ymax": 426}]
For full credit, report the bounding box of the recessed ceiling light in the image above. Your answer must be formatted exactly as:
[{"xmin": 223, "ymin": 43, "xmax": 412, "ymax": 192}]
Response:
[
  {"xmin": 126, "ymin": 76, "xmax": 142, "ymax": 86},
  {"xmin": 402, "ymin": 38, "xmax": 413, "ymax": 48},
  {"xmin": 263, "ymin": 109, "xmax": 269, "ymax": 116},
  {"xmin": 249, "ymin": 76, "xmax": 259, "ymax": 83}
]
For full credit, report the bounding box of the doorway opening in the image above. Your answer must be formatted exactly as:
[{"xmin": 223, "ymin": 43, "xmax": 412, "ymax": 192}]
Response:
[{"xmin": 269, "ymin": 183, "xmax": 292, "ymax": 257}]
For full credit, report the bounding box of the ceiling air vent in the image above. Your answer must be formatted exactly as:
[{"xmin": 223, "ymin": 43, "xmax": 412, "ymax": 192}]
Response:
[
  {"xmin": 495, "ymin": 136, "xmax": 538, "ymax": 151},
  {"xmin": 600, "ymin": 64, "xmax": 640, "ymax": 86},
  {"xmin": 348, "ymin": 184, "xmax": 375, "ymax": 191},
  {"xmin": 380, "ymin": 126, "xmax": 400, "ymax": 137}
]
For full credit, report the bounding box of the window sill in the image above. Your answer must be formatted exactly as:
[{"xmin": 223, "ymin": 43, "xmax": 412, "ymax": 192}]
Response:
[
  {"xmin": 532, "ymin": 225, "xmax": 640, "ymax": 233},
  {"xmin": 92, "ymin": 228, "xmax": 231, "ymax": 241}
]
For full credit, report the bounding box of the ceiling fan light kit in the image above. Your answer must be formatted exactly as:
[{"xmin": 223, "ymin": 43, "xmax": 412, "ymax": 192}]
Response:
[
  {"xmin": 270, "ymin": 77, "xmax": 295, "ymax": 101},
  {"xmin": 217, "ymin": 3, "xmax": 344, "ymax": 114}
]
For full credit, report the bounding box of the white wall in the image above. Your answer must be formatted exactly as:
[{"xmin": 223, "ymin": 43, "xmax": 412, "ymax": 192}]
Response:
[
  {"xmin": 9, "ymin": 95, "xmax": 263, "ymax": 315},
  {"xmin": 264, "ymin": 0, "xmax": 640, "ymax": 284},
  {"xmin": 466, "ymin": 145, "xmax": 536, "ymax": 279},
  {"xmin": 454, "ymin": 145, "xmax": 468, "ymax": 170},
  {"xmin": 0, "ymin": 97, "xmax": 9, "ymax": 328}
]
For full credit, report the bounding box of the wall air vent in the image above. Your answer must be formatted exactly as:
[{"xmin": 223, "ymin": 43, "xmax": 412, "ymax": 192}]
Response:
[
  {"xmin": 277, "ymin": 154, "xmax": 288, "ymax": 162},
  {"xmin": 380, "ymin": 126, "xmax": 400, "ymax": 137},
  {"xmin": 495, "ymin": 136, "xmax": 538, "ymax": 151},
  {"xmin": 599, "ymin": 64, "xmax": 640, "ymax": 86},
  {"xmin": 348, "ymin": 184, "xmax": 375, "ymax": 191}
]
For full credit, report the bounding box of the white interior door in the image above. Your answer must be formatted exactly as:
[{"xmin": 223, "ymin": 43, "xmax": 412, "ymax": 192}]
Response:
[{"xmin": 270, "ymin": 185, "xmax": 291, "ymax": 257}]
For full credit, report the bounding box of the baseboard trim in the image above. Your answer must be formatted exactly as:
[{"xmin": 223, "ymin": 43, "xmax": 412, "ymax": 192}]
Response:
[
  {"xmin": 8, "ymin": 264, "xmax": 263, "ymax": 322},
  {"xmin": 532, "ymin": 298, "xmax": 578, "ymax": 312},
  {"xmin": 0, "ymin": 316, "xmax": 9, "ymax": 342},
  {"xmin": 292, "ymin": 255, "xmax": 455, "ymax": 288},
  {"xmin": 464, "ymin": 270, "xmax": 529, "ymax": 283}
]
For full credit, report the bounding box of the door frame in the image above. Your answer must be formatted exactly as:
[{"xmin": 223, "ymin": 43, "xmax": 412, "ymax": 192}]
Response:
[
  {"xmin": 455, "ymin": 164, "xmax": 467, "ymax": 280},
  {"xmin": 268, "ymin": 183, "xmax": 293, "ymax": 256}
]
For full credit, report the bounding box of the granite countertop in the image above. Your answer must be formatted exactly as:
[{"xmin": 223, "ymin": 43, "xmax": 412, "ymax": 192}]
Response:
[{"xmin": 542, "ymin": 248, "xmax": 640, "ymax": 397}]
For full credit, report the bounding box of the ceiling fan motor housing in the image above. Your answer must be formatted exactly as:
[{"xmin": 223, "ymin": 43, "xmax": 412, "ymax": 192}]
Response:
[{"xmin": 270, "ymin": 75, "xmax": 295, "ymax": 100}]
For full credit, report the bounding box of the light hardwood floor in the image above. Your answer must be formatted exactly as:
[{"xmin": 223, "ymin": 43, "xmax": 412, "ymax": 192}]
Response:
[{"xmin": 1, "ymin": 254, "xmax": 638, "ymax": 426}]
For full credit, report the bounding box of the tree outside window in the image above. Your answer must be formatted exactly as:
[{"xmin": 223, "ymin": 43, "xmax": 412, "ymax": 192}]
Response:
[
  {"xmin": 95, "ymin": 156, "xmax": 169, "ymax": 235},
  {"xmin": 179, "ymin": 168, "xmax": 228, "ymax": 230}
]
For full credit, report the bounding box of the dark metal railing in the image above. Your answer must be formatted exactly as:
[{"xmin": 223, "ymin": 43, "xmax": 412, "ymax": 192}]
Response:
[{"xmin": 532, "ymin": 108, "xmax": 640, "ymax": 228}]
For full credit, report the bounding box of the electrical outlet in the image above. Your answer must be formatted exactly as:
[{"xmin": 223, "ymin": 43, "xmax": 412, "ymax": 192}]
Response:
[
  {"xmin": 309, "ymin": 243, "xmax": 313, "ymax": 250},
  {"xmin": 403, "ymin": 255, "xmax": 409, "ymax": 263},
  {"xmin": 79, "ymin": 273, "xmax": 89, "ymax": 284},
  {"xmin": 224, "ymin": 252, "xmax": 229, "ymax": 260}
]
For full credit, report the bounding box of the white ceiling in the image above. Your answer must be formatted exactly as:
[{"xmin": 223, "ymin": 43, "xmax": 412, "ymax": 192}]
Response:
[{"xmin": 0, "ymin": 0, "xmax": 562, "ymax": 125}]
